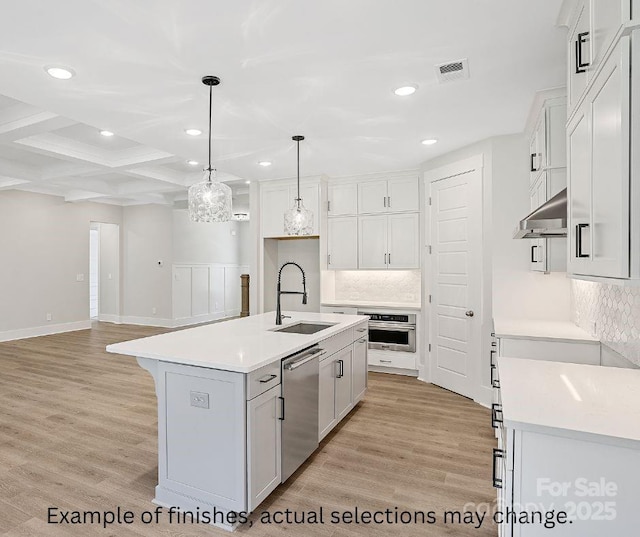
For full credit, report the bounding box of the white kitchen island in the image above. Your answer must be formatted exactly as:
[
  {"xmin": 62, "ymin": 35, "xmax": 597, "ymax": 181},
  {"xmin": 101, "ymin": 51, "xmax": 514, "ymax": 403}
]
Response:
[{"xmin": 107, "ymin": 311, "xmax": 369, "ymax": 530}]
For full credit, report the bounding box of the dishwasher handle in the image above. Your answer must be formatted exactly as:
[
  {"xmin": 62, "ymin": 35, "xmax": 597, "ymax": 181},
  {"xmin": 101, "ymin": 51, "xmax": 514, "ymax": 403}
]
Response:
[{"xmin": 283, "ymin": 347, "xmax": 325, "ymax": 371}]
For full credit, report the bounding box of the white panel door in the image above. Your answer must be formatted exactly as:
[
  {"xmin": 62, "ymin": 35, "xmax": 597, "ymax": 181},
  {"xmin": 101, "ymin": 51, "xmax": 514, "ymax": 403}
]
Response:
[
  {"xmin": 358, "ymin": 215, "xmax": 388, "ymax": 269},
  {"xmin": 191, "ymin": 266, "xmax": 210, "ymax": 317},
  {"xmin": 328, "ymin": 183, "xmax": 358, "ymax": 216},
  {"xmin": 387, "ymin": 213, "xmax": 420, "ymax": 269},
  {"xmin": 387, "ymin": 176, "xmax": 419, "ymax": 212},
  {"xmin": 261, "ymin": 184, "xmax": 290, "ymax": 237},
  {"xmin": 568, "ymin": 104, "xmax": 591, "ymax": 275},
  {"xmin": 358, "ymin": 180, "xmax": 387, "ymax": 214},
  {"xmin": 589, "ymin": 37, "xmax": 630, "ymax": 278},
  {"xmin": 247, "ymin": 385, "xmax": 281, "ymax": 512},
  {"xmin": 429, "ymin": 169, "xmax": 482, "ymax": 399},
  {"xmin": 327, "ymin": 217, "xmax": 358, "ymax": 269},
  {"xmin": 173, "ymin": 267, "xmax": 192, "ymax": 319}
]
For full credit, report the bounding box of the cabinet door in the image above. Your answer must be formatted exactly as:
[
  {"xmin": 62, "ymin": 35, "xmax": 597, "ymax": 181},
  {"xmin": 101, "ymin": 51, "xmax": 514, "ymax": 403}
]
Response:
[
  {"xmin": 546, "ymin": 169, "xmax": 569, "ymax": 273},
  {"xmin": 567, "ymin": 104, "xmax": 591, "ymax": 275},
  {"xmin": 261, "ymin": 184, "xmax": 291, "ymax": 237},
  {"xmin": 387, "ymin": 176, "xmax": 419, "ymax": 212},
  {"xmin": 547, "ymin": 103, "xmax": 567, "ymax": 169},
  {"xmin": 318, "ymin": 356, "xmax": 337, "ymax": 440},
  {"xmin": 530, "ymin": 178, "xmax": 547, "ymax": 272},
  {"xmin": 591, "ymin": 0, "xmax": 629, "ymax": 78},
  {"xmin": 334, "ymin": 347, "xmax": 353, "ymax": 421},
  {"xmin": 568, "ymin": 1, "xmax": 590, "ymax": 114},
  {"xmin": 529, "ymin": 133, "xmax": 540, "ymax": 186},
  {"xmin": 352, "ymin": 337, "xmax": 368, "ymax": 403},
  {"xmin": 387, "ymin": 213, "xmax": 420, "ymax": 269},
  {"xmin": 247, "ymin": 385, "xmax": 282, "ymax": 512},
  {"xmin": 296, "ymin": 184, "xmax": 320, "ymax": 235},
  {"xmin": 328, "ymin": 183, "xmax": 358, "ymax": 216},
  {"xmin": 589, "ymin": 37, "xmax": 630, "ymax": 278},
  {"xmin": 327, "ymin": 217, "xmax": 358, "ymax": 269},
  {"xmin": 358, "ymin": 215, "xmax": 388, "ymax": 269},
  {"xmin": 358, "ymin": 180, "xmax": 387, "ymax": 214}
]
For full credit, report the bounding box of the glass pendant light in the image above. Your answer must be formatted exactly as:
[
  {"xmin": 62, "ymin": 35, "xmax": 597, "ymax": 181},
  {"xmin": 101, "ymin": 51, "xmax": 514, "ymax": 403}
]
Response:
[
  {"xmin": 188, "ymin": 76, "xmax": 232, "ymax": 222},
  {"xmin": 284, "ymin": 135, "xmax": 313, "ymax": 235}
]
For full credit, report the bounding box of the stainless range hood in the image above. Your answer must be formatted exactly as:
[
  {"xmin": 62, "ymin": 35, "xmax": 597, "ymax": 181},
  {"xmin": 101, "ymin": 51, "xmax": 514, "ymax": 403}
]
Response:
[{"xmin": 513, "ymin": 188, "xmax": 567, "ymax": 239}]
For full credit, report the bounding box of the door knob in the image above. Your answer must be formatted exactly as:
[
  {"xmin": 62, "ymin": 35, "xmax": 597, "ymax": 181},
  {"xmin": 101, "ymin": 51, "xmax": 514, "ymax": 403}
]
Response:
[{"xmin": 465, "ymin": 310, "xmax": 474, "ymax": 317}]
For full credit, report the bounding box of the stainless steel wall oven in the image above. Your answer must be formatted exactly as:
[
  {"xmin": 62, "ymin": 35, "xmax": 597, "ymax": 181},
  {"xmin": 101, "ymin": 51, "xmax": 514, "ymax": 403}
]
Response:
[{"xmin": 359, "ymin": 312, "xmax": 416, "ymax": 353}]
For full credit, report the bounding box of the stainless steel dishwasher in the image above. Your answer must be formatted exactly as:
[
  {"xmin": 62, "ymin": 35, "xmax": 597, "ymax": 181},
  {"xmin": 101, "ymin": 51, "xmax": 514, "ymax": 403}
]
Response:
[{"xmin": 280, "ymin": 345, "xmax": 323, "ymax": 482}]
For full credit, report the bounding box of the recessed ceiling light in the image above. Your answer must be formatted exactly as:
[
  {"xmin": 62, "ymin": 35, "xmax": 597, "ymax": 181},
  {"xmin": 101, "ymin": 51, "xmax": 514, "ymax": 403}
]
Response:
[
  {"xmin": 99, "ymin": 130, "xmax": 114, "ymax": 137},
  {"xmin": 45, "ymin": 66, "xmax": 75, "ymax": 80},
  {"xmin": 187, "ymin": 160, "xmax": 199, "ymax": 166},
  {"xmin": 245, "ymin": 180, "xmax": 251, "ymax": 184},
  {"xmin": 394, "ymin": 85, "xmax": 418, "ymax": 96},
  {"xmin": 258, "ymin": 161, "xmax": 272, "ymax": 167},
  {"xmin": 185, "ymin": 128, "xmax": 202, "ymax": 136},
  {"xmin": 421, "ymin": 138, "xmax": 438, "ymax": 146}
]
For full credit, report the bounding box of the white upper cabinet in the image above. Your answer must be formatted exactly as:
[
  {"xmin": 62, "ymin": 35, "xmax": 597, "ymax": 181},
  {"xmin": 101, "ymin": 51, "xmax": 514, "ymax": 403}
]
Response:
[
  {"xmin": 328, "ymin": 182, "xmax": 358, "ymax": 216},
  {"xmin": 357, "ymin": 180, "xmax": 387, "ymax": 214},
  {"xmin": 357, "ymin": 176, "xmax": 419, "ymax": 214},
  {"xmin": 568, "ymin": 35, "xmax": 633, "ymax": 279},
  {"xmin": 358, "ymin": 214, "xmax": 420, "ymax": 270},
  {"xmin": 327, "ymin": 217, "xmax": 358, "ymax": 269},
  {"xmin": 260, "ymin": 182, "xmax": 320, "ymax": 237},
  {"xmin": 565, "ymin": 0, "xmax": 633, "ymax": 117}
]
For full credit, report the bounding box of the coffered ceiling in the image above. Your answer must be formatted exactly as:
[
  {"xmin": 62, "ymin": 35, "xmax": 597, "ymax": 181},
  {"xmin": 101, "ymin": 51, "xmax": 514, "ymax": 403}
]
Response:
[{"xmin": 0, "ymin": 0, "xmax": 566, "ymax": 206}]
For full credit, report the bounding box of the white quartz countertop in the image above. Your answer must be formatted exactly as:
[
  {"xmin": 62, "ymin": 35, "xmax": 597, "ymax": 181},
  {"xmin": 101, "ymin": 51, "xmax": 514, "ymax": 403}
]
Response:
[
  {"xmin": 494, "ymin": 318, "xmax": 598, "ymax": 344},
  {"xmin": 106, "ymin": 311, "xmax": 367, "ymax": 373},
  {"xmin": 498, "ymin": 357, "xmax": 640, "ymax": 448},
  {"xmin": 322, "ymin": 300, "xmax": 421, "ymax": 311}
]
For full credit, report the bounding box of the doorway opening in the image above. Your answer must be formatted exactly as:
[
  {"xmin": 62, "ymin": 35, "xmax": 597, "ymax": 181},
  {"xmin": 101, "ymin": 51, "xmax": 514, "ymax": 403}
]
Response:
[
  {"xmin": 89, "ymin": 222, "xmax": 120, "ymax": 323},
  {"xmin": 89, "ymin": 224, "xmax": 99, "ymax": 319}
]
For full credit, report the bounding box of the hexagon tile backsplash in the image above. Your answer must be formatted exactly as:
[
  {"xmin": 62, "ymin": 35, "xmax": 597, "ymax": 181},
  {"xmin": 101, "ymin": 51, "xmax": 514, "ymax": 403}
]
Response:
[{"xmin": 571, "ymin": 280, "xmax": 640, "ymax": 366}]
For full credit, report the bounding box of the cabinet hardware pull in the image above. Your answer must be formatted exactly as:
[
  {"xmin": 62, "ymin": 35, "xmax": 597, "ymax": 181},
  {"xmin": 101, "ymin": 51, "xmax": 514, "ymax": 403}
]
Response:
[
  {"xmin": 358, "ymin": 338, "xmax": 367, "ymax": 343},
  {"xmin": 576, "ymin": 223, "xmax": 590, "ymax": 258},
  {"xmin": 530, "ymin": 153, "xmax": 537, "ymax": 172},
  {"xmin": 531, "ymin": 245, "xmax": 538, "ymax": 263},
  {"xmin": 491, "ymin": 403, "xmax": 504, "ymax": 429},
  {"xmin": 278, "ymin": 396, "xmax": 285, "ymax": 421},
  {"xmin": 258, "ymin": 374, "xmax": 277, "ymax": 383},
  {"xmin": 492, "ymin": 448, "xmax": 505, "ymax": 489},
  {"xmin": 575, "ymin": 31, "xmax": 590, "ymax": 74},
  {"xmin": 490, "ymin": 363, "xmax": 500, "ymax": 389},
  {"xmin": 387, "ymin": 196, "xmax": 391, "ymax": 208},
  {"xmin": 384, "ymin": 253, "xmax": 387, "ymax": 265},
  {"xmin": 328, "ymin": 200, "xmax": 331, "ymax": 212},
  {"xmin": 356, "ymin": 328, "xmax": 367, "ymax": 332},
  {"xmin": 380, "ymin": 359, "xmax": 393, "ymax": 364},
  {"xmin": 328, "ymin": 254, "xmax": 331, "ymax": 265},
  {"xmin": 490, "ymin": 349, "xmax": 496, "ymax": 367},
  {"xmin": 336, "ymin": 359, "xmax": 344, "ymax": 378},
  {"xmin": 388, "ymin": 253, "xmax": 391, "ymax": 265},
  {"xmin": 383, "ymin": 196, "xmax": 387, "ymax": 208}
]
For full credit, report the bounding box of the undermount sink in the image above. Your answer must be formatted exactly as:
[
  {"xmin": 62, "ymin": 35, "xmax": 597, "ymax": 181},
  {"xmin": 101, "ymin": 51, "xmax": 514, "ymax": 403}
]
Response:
[{"xmin": 272, "ymin": 322, "xmax": 337, "ymax": 335}]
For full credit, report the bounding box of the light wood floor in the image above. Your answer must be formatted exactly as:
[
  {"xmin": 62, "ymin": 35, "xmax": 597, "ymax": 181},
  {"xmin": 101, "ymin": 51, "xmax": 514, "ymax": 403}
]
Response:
[{"xmin": 0, "ymin": 323, "xmax": 497, "ymax": 536}]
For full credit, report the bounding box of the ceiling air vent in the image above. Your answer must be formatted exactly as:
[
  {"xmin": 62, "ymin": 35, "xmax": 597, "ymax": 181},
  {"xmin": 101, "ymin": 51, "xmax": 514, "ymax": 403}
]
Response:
[{"xmin": 435, "ymin": 58, "xmax": 470, "ymax": 83}]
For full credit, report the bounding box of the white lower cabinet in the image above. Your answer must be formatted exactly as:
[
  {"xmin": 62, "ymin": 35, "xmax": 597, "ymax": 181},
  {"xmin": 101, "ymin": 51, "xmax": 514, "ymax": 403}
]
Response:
[
  {"xmin": 318, "ymin": 321, "xmax": 368, "ymax": 440},
  {"xmin": 247, "ymin": 384, "xmax": 281, "ymax": 511}
]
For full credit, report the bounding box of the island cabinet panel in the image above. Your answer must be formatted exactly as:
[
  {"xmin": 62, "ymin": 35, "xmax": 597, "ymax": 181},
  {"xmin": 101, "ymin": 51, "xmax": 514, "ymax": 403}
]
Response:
[
  {"xmin": 158, "ymin": 362, "xmax": 246, "ymax": 513},
  {"xmin": 334, "ymin": 346, "xmax": 354, "ymax": 421},
  {"xmin": 352, "ymin": 335, "xmax": 368, "ymax": 402},
  {"xmin": 247, "ymin": 384, "xmax": 281, "ymax": 512},
  {"xmin": 318, "ymin": 354, "xmax": 337, "ymax": 439}
]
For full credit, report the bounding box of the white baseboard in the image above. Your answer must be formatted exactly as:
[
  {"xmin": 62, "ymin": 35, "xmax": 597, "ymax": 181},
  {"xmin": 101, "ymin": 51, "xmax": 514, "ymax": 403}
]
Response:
[
  {"xmin": 0, "ymin": 320, "xmax": 92, "ymax": 343},
  {"xmin": 98, "ymin": 314, "xmax": 122, "ymax": 324},
  {"xmin": 119, "ymin": 316, "xmax": 174, "ymax": 328},
  {"xmin": 172, "ymin": 312, "xmax": 228, "ymax": 328},
  {"xmin": 119, "ymin": 313, "xmax": 234, "ymax": 329}
]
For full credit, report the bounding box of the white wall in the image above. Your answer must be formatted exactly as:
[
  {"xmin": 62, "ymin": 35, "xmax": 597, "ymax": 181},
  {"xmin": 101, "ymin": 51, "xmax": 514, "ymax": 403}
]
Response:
[
  {"xmin": 122, "ymin": 204, "xmax": 173, "ymax": 321},
  {"xmin": 0, "ymin": 190, "xmax": 122, "ymax": 336}
]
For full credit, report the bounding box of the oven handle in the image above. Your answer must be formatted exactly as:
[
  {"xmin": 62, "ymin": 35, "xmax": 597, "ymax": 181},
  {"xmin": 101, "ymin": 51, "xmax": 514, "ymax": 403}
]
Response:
[{"xmin": 369, "ymin": 323, "xmax": 416, "ymax": 331}]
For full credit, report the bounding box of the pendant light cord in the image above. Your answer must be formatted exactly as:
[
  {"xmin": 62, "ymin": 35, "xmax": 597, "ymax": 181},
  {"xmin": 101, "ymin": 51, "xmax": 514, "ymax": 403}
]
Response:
[
  {"xmin": 207, "ymin": 83, "xmax": 213, "ymax": 182},
  {"xmin": 296, "ymin": 138, "xmax": 301, "ymax": 206}
]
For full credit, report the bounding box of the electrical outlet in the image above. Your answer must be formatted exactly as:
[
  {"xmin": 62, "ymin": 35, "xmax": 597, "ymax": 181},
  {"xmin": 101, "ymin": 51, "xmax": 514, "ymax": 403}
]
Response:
[
  {"xmin": 46, "ymin": 313, "xmax": 52, "ymax": 321},
  {"xmin": 76, "ymin": 273, "xmax": 84, "ymax": 282},
  {"xmin": 590, "ymin": 321, "xmax": 597, "ymax": 337},
  {"xmin": 190, "ymin": 391, "xmax": 209, "ymax": 409},
  {"xmin": 152, "ymin": 307, "xmax": 157, "ymax": 315}
]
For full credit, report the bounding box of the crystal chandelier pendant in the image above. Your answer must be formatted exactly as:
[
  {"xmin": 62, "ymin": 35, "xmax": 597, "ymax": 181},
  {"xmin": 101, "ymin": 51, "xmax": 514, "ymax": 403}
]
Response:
[
  {"xmin": 284, "ymin": 198, "xmax": 314, "ymax": 235},
  {"xmin": 188, "ymin": 170, "xmax": 232, "ymax": 223}
]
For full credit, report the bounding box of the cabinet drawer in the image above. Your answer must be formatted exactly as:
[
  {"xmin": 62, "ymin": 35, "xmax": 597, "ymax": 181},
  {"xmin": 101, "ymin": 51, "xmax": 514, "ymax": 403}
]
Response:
[
  {"xmin": 246, "ymin": 362, "xmax": 281, "ymax": 400},
  {"xmin": 369, "ymin": 351, "xmax": 416, "ymax": 370},
  {"xmin": 319, "ymin": 328, "xmax": 354, "ymax": 360},
  {"xmin": 498, "ymin": 337, "xmax": 601, "ymax": 365}
]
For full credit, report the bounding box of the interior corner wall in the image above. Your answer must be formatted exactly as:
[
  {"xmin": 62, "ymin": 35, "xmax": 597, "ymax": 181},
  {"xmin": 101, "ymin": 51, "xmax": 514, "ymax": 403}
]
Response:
[
  {"xmin": 0, "ymin": 190, "xmax": 122, "ymax": 335},
  {"xmin": 491, "ymin": 134, "xmax": 571, "ymax": 321},
  {"xmin": 122, "ymin": 204, "xmax": 173, "ymax": 321}
]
